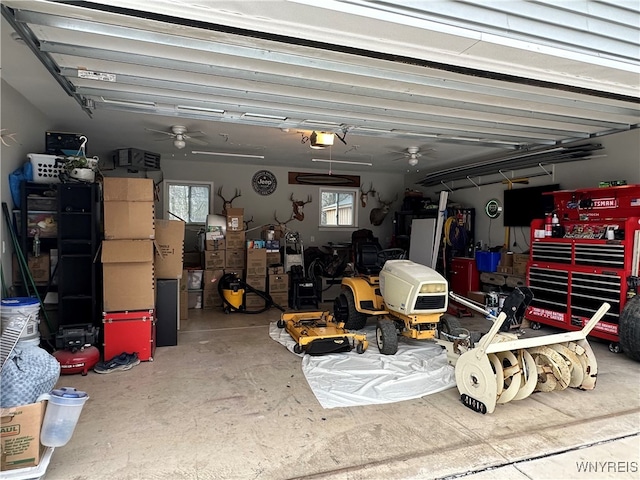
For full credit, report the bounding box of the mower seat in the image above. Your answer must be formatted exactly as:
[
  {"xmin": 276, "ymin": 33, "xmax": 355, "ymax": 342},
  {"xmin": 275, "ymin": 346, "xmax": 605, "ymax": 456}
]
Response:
[{"xmin": 355, "ymin": 242, "xmax": 381, "ymax": 275}]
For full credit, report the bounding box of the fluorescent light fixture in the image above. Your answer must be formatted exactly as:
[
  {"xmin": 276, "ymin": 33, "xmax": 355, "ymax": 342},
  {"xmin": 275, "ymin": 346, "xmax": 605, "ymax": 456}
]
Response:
[
  {"xmin": 242, "ymin": 113, "xmax": 287, "ymax": 121},
  {"xmin": 312, "ymin": 158, "xmax": 372, "ymax": 166},
  {"xmin": 100, "ymin": 97, "xmax": 156, "ymax": 108},
  {"xmin": 192, "ymin": 151, "xmax": 265, "ymax": 159},
  {"xmin": 310, "ymin": 131, "xmax": 334, "ymax": 148},
  {"xmin": 177, "ymin": 105, "xmax": 225, "ymax": 115},
  {"xmin": 302, "ymin": 120, "xmax": 342, "ymax": 127}
]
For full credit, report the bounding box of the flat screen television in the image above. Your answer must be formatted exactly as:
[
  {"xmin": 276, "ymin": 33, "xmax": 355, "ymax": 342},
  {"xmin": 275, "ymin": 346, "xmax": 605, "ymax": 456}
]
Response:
[{"xmin": 503, "ymin": 184, "xmax": 560, "ymax": 227}]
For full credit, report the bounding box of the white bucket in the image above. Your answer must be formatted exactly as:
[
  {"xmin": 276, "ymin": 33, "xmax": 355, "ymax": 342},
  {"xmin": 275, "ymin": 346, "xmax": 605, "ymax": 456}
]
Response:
[{"xmin": 1, "ymin": 297, "xmax": 40, "ymax": 341}]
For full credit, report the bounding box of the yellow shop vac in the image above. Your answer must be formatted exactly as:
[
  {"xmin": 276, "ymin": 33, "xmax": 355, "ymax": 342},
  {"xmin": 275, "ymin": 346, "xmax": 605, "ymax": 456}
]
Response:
[{"xmin": 218, "ymin": 272, "xmax": 285, "ymax": 314}]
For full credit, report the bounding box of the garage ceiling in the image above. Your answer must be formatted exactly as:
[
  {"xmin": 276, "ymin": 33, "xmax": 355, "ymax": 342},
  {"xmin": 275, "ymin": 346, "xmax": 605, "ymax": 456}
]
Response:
[{"xmin": 1, "ymin": 0, "xmax": 638, "ymax": 185}]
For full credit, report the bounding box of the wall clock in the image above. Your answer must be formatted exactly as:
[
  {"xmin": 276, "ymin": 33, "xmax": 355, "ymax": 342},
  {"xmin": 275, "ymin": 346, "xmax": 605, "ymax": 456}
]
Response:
[
  {"xmin": 252, "ymin": 170, "xmax": 277, "ymax": 195},
  {"xmin": 485, "ymin": 198, "xmax": 503, "ymax": 219}
]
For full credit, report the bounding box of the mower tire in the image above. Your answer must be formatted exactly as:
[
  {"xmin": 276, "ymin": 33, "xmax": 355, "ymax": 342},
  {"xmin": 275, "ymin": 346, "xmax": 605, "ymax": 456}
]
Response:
[
  {"xmin": 334, "ymin": 290, "xmax": 368, "ymax": 330},
  {"xmin": 376, "ymin": 318, "xmax": 398, "ymax": 355}
]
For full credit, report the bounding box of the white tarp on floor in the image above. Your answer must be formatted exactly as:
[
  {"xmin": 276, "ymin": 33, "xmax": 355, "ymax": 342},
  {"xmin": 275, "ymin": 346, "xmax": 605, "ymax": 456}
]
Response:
[{"xmin": 269, "ymin": 322, "xmax": 456, "ymax": 409}]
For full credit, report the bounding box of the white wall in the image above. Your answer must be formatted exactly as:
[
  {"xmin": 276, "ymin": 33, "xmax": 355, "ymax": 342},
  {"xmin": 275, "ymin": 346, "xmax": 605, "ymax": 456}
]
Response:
[
  {"xmin": 411, "ymin": 129, "xmax": 640, "ymax": 253},
  {"xmin": 0, "ymin": 80, "xmax": 53, "ymax": 290},
  {"xmin": 159, "ymin": 159, "xmax": 405, "ymax": 250}
]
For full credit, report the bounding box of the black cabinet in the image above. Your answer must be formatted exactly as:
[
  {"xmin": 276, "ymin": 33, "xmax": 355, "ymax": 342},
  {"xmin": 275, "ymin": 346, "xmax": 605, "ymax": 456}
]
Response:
[{"xmin": 57, "ymin": 183, "xmax": 100, "ymax": 327}]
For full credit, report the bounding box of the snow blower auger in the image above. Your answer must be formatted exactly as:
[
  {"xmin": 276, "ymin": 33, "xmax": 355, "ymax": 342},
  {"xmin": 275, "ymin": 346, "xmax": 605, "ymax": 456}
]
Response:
[
  {"xmin": 437, "ymin": 288, "xmax": 609, "ymax": 414},
  {"xmin": 277, "ymin": 311, "xmax": 369, "ymax": 355}
]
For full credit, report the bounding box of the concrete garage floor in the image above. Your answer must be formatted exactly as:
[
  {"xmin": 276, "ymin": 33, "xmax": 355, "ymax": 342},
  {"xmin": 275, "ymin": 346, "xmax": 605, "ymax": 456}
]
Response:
[{"xmin": 44, "ymin": 304, "xmax": 639, "ymax": 480}]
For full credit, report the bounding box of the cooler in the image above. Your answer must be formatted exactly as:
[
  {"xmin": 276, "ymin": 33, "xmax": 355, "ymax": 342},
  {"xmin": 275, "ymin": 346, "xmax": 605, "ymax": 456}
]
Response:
[{"xmin": 102, "ymin": 310, "xmax": 156, "ymax": 361}]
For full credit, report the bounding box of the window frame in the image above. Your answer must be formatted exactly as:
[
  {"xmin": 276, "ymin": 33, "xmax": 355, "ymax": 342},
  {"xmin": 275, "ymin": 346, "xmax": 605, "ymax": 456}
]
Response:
[
  {"xmin": 163, "ymin": 179, "xmax": 214, "ymax": 225},
  {"xmin": 318, "ymin": 186, "xmax": 359, "ymax": 230}
]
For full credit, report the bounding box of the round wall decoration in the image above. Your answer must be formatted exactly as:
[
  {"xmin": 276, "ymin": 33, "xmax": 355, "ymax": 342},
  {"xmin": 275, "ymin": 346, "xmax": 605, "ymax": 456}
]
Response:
[
  {"xmin": 252, "ymin": 170, "xmax": 277, "ymax": 195},
  {"xmin": 485, "ymin": 198, "xmax": 503, "ymax": 219}
]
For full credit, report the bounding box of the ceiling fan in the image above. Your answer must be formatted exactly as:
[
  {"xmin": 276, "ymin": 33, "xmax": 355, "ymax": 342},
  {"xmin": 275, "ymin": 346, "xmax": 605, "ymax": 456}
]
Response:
[
  {"xmin": 145, "ymin": 125, "xmax": 208, "ymax": 149},
  {"xmin": 393, "ymin": 146, "xmax": 430, "ymax": 166}
]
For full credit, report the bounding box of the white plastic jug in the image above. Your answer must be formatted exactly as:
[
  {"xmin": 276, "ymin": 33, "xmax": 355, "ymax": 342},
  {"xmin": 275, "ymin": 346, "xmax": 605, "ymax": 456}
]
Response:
[{"xmin": 37, "ymin": 387, "xmax": 89, "ymax": 447}]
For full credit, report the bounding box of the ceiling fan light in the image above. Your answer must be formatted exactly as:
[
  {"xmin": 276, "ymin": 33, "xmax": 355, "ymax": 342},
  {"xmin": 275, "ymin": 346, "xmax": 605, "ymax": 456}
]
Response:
[
  {"xmin": 408, "ymin": 157, "xmax": 419, "ymax": 166},
  {"xmin": 174, "ymin": 139, "xmax": 186, "ymax": 149},
  {"xmin": 310, "ymin": 131, "xmax": 334, "ymax": 148}
]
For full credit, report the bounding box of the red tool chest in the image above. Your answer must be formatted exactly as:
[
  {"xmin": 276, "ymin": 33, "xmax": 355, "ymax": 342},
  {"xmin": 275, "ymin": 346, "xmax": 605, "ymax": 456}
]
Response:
[
  {"xmin": 450, "ymin": 257, "xmax": 480, "ymax": 297},
  {"xmin": 525, "ymin": 185, "xmax": 640, "ymax": 345},
  {"xmin": 102, "ymin": 310, "xmax": 156, "ymax": 361}
]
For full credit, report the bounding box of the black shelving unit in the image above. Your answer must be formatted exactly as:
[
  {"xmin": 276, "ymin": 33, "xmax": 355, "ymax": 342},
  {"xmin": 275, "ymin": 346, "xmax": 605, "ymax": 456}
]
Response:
[
  {"xmin": 57, "ymin": 183, "xmax": 100, "ymax": 327},
  {"xmin": 15, "ymin": 182, "xmax": 59, "ymax": 294}
]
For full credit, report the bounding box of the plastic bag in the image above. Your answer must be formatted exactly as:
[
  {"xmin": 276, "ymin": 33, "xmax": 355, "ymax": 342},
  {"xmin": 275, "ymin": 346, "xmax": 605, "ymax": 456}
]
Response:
[{"xmin": 8, "ymin": 162, "xmax": 33, "ymax": 208}]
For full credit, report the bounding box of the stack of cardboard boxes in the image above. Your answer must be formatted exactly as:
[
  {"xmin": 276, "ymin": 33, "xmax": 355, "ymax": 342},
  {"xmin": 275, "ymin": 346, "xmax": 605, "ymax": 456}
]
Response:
[
  {"xmin": 190, "ymin": 208, "xmax": 287, "ymax": 312},
  {"xmin": 101, "ymin": 177, "xmax": 156, "ymax": 361}
]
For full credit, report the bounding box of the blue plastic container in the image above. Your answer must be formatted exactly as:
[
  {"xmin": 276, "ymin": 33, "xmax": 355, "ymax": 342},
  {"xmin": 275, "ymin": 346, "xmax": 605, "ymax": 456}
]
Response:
[{"xmin": 475, "ymin": 251, "xmax": 501, "ymax": 272}]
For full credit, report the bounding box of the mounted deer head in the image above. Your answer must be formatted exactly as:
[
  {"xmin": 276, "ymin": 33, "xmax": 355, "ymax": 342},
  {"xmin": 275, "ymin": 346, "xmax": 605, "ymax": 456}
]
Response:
[
  {"xmin": 290, "ymin": 193, "xmax": 312, "ymax": 221},
  {"xmin": 360, "ymin": 182, "xmax": 376, "ymax": 208},
  {"xmin": 217, "ymin": 187, "xmax": 241, "ymax": 215},
  {"xmin": 274, "ymin": 211, "xmax": 295, "ymax": 229},
  {"xmin": 369, "ymin": 193, "xmax": 399, "ymax": 226}
]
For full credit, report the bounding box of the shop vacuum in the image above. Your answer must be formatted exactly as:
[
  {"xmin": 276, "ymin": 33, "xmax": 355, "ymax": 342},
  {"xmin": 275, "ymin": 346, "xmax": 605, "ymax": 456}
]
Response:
[
  {"xmin": 218, "ymin": 272, "xmax": 286, "ymax": 314},
  {"xmin": 52, "ymin": 324, "xmax": 100, "ymax": 375}
]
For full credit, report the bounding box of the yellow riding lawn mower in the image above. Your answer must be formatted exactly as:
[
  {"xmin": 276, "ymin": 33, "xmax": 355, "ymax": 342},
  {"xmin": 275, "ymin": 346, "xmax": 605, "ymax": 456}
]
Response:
[{"xmin": 333, "ymin": 249, "xmax": 449, "ymax": 354}]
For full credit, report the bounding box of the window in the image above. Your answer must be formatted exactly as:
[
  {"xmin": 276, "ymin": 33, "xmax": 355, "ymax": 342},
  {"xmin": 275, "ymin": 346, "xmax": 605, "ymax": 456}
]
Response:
[
  {"xmin": 320, "ymin": 187, "xmax": 358, "ymax": 228},
  {"xmin": 164, "ymin": 180, "xmax": 213, "ymax": 224}
]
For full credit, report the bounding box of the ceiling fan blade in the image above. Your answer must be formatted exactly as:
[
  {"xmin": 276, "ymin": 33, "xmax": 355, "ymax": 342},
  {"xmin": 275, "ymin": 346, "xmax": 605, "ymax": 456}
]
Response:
[
  {"xmin": 186, "ymin": 136, "xmax": 209, "ymax": 146},
  {"xmin": 145, "ymin": 128, "xmax": 175, "ymax": 137},
  {"xmin": 186, "ymin": 131, "xmax": 207, "ymax": 138}
]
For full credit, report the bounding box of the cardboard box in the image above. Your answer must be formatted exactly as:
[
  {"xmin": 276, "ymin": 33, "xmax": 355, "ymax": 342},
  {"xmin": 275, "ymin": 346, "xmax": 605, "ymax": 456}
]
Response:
[
  {"xmin": 513, "ymin": 253, "xmax": 529, "ymax": 265},
  {"xmin": 225, "ymin": 249, "xmax": 246, "ymax": 270},
  {"xmin": 268, "ymin": 273, "xmax": 289, "ymax": 293},
  {"xmin": 205, "ymin": 238, "xmax": 225, "ymax": 251},
  {"xmin": 267, "ymin": 265, "xmax": 285, "ymax": 275},
  {"xmin": 12, "ymin": 252, "xmax": 50, "ymax": 284},
  {"xmin": 513, "ymin": 263, "xmax": 527, "ymax": 275},
  {"xmin": 497, "ymin": 265, "xmax": 513, "ymax": 275},
  {"xmin": 1, "ymin": 401, "xmax": 45, "ymax": 471},
  {"xmin": 202, "ymin": 289, "xmax": 223, "ymax": 309},
  {"xmin": 203, "ymin": 269, "xmax": 225, "ymax": 290},
  {"xmin": 245, "ymin": 275, "xmax": 267, "ymax": 292},
  {"xmin": 246, "ymin": 249, "xmax": 267, "ymax": 277},
  {"xmin": 102, "ymin": 239, "xmax": 155, "ymax": 312},
  {"xmin": 500, "ymin": 252, "xmax": 514, "ymax": 267},
  {"xmin": 103, "ymin": 201, "xmax": 155, "ymax": 240},
  {"xmin": 270, "ymin": 292, "xmax": 289, "ymax": 308},
  {"xmin": 225, "ymin": 231, "xmax": 246, "ymax": 250},
  {"xmin": 224, "ymin": 269, "xmax": 244, "ymax": 280},
  {"xmin": 226, "ymin": 208, "xmax": 244, "ymax": 232},
  {"xmin": 154, "ymin": 219, "xmax": 185, "ymax": 279},
  {"xmin": 266, "ymin": 252, "xmax": 281, "ymax": 266},
  {"xmin": 203, "ymin": 251, "xmax": 225, "ymax": 270},
  {"xmin": 179, "ymin": 291, "xmax": 188, "ymax": 320},
  {"xmin": 245, "ymin": 292, "xmax": 266, "ymax": 309},
  {"xmin": 103, "ymin": 177, "xmax": 154, "ymax": 202}
]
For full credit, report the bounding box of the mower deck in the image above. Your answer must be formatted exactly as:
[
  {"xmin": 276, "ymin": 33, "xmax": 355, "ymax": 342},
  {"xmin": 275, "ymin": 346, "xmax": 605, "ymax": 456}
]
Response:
[{"xmin": 277, "ymin": 311, "xmax": 369, "ymax": 355}]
